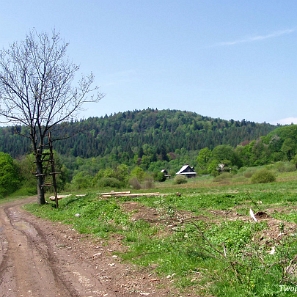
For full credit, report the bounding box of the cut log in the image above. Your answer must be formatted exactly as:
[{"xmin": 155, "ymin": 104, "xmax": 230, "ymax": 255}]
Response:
[
  {"xmin": 49, "ymin": 194, "xmax": 71, "ymax": 201},
  {"xmin": 49, "ymin": 194, "xmax": 86, "ymax": 201},
  {"xmin": 100, "ymin": 191, "xmax": 131, "ymax": 195},
  {"xmin": 101, "ymin": 192, "xmax": 162, "ymax": 198}
]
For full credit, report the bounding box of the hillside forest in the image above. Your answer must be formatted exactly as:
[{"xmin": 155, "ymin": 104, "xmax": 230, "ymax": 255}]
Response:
[{"xmin": 0, "ymin": 108, "xmax": 296, "ymax": 197}]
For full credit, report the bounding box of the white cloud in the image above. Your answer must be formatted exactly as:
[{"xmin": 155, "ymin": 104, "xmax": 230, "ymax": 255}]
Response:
[
  {"xmin": 273, "ymin": 117, "xmax": 297, "ymax": 125},
  {"xmin": 215, "ymin": 28, "xmax": 296, "ymax": 47}
]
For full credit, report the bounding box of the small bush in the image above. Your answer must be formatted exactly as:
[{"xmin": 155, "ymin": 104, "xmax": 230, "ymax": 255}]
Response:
[
  {"xmin": 274, "ymin": 161, "xmax": 296, "ymax": 173},
  {"xmin": 173, "ymin": 175, "xmax": 188, "ymax": 184},
  {"xmin": 129, "ymin": 177, "xmax": 142, "ymax": 189},
  {"xmin": 213, "ymin": 172, "xmax": 233, "ymax": 183},
  {"xmin": 142, "ymin": 177, "xmax": 154, "ymax": 189},
  {"xmin": 251, "ymin": 169, "xmax": 276, "ymax": 184},
  {"xmin": 243, "ymin": 168, "xmax": 257, "ymax": 178},
  {"xmin": 71, "ymin": 172, "xmax": 92, "ymax": 190},
  {"xmin": 97, "ymin": 177, "xmax": 122, "ymax": 188},
  {"xmin": 153, "ymin": 171, "xmax": 166, "ymax": 182}
]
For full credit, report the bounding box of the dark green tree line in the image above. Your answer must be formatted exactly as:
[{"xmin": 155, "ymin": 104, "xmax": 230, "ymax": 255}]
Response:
[{"xmin": 0, "ymin": 109, "xmax": 276, "ymax": 163}]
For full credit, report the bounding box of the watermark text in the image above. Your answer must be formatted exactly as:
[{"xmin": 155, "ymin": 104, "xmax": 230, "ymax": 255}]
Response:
[{"xmin": 280, "ymin": 285, "xmax": 297, "ymax": 293}]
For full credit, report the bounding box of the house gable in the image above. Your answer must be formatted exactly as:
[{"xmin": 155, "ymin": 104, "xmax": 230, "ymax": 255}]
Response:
[{"xmin": 176, "ymin": 164, "xmax": 197, "ymax": 177}]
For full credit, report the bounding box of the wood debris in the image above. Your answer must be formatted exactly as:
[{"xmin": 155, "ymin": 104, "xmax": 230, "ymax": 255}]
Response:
[
  {"xmin": 100, "ymin": 191, "xmax": 162, "ymax": 198},
  {"xmin": 49, "ymin": 194, "xmax": 86, "ymax": 201},
  {"xmin": 100, "ymin": 191, "xmax": 131, "ymax": 195}
]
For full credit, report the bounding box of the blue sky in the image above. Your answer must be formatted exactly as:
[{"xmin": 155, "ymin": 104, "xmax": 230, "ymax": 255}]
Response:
[{"xmin": 1, "ymin": 1, "xmax": 297, "ymax": 124}]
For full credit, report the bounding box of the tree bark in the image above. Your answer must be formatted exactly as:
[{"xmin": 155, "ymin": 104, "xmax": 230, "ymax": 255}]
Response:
[
  {"xmin": 37, "ymin": 178, "xmax": 46, "ymax": 205},
  {"xmin": 35, "ymin": 150, "xmax": 46, "ymax": 205}
]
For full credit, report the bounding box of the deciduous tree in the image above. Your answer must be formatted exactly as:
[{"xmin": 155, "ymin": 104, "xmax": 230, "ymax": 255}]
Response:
[
  {"xmin": 0, "ymin": 152, "xmax": 20, "ymax": 197},
  {"xmin": 0, "ymin": 29, "xmax": 104, "ymax": 204},
  {"xmin": 197, "ymin": 147, "xmax": 212, "ymax": 173}
]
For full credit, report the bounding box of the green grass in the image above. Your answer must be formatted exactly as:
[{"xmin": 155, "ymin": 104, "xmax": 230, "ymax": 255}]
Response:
[
  {"xmin": 23, "ymin": 171, "xmax": 297, "ymax": 296},
  {"xmin": 0, "ymin": 194, "xmax": 30, "ymax": 205}
]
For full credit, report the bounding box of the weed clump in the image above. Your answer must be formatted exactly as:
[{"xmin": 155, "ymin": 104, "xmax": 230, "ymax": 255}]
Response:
[
  {"xmin": 243, "ymin": 167, "xmax": 257, "ymax": 178},
  {"xmin": 251, "ymin": 169, "xmax": 276, "ymax": 184},
  {"xmin": 142, "ymin": 177, "xmax": 154, "ymax": 189},
  {"xmin": 274, "ymin": 161, "xmax": 296, "ymax": 172},
  {"xmin": 173, "ymin": 175, "xmax": 188, "ymax": 184},
  {"xmin": 129, "ymin": 177, "xmax": 142, "ymax": 189},
  {"xmin": 213, "ymin": 172, "xmax": 232, "ymax": 183}
]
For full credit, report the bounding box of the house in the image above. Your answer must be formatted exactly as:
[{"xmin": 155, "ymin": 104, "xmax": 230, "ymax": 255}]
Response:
[
  {"xmin": 176, "ymin": 164, "xmax": 197, "ymax": 178},
  {"xmin": 161, "ymin": 169, "xmax": 171, "ymax": 179},
  {"xmin": 217, "ymin": 163, "xmax": 231, "ymax": 173}
]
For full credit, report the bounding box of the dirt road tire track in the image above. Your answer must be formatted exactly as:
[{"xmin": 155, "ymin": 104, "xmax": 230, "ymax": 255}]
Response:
[
  {"xmin": 0, "ymin": 198, "xmax": 113, "ymax": 297},
  {"xmin": 0, "ymin": 198, "xmax": 178, "ymax": 297}
]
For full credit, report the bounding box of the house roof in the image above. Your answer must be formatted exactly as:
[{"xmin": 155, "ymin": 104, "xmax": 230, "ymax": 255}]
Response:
[
  {"xmin": 176, "ymin": 165, "xmax": 197, "ymax": 175},
  {"xmin": 161, "ymin": 169, "xmax": 171, "ymax": 176}
]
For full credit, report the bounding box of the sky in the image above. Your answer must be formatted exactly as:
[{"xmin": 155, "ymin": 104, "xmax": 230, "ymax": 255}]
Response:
[{"xmin": 1, "ymin": 0, "xmax": 297, "ymax": 125}]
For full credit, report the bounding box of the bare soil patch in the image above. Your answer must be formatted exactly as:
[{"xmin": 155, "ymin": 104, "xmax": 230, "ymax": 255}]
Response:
[
  {"xmin": 121, "ymin": 201, "xmax": 297, "ymax": 252},
  {"xmin": 0, "ymin": 197, "xmax": 189, "ymax": 297}
]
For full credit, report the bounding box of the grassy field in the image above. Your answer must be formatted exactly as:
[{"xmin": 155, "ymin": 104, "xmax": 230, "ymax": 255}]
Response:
[{"xmin": 24, "ymin": 171, "xmax": 297, "ymax": 296}]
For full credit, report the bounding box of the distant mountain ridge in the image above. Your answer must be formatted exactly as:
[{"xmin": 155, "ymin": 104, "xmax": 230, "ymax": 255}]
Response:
[{"xmin": 0, "ymin": 108, "xmax": 277, "ymax": 158}]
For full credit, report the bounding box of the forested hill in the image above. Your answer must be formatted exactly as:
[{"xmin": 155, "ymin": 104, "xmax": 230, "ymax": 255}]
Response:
[{"xmin": 0, "ymin": 108, "xmax": 276, "ymax": 158}]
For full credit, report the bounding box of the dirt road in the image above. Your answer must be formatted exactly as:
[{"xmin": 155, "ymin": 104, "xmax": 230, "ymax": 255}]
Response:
[{"xmin": 0, "ymin": 198, "xmax": 178, "ymax": 297}]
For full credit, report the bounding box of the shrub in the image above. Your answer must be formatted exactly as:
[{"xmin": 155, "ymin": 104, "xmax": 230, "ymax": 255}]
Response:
[
  {"xmin": 173, "ymin": 175, "xmax": 188, "ymax": 184},
  {"xmin": 142, "ymin": 177, "xmax": 154, "ymax": 189},
  {"xmin": 243, "ymin": 168, "xmax": 257, "ymax": 178},
  {"xmin": 71, "ymin": 172, "xmax": 92, "ymax": 190},
  {"xmin": 0, "ymin": 152, "xmax": 21, "ymax": 197},
  {"xmin": 213, "ymin": 172, "xmax": 232, "ymax": 183},
  {"xmin": 97, "ymin": 177, "xmax": 122, "ymax": 189},
  {"xmin": 251, "ymin": 169, "xmax": 276, "ymax": 184},
  {"xmin": 130, "ymin": 166, "xmax": 145, "ymax": 182},
  {"xmin": 274, "ymin": 161, "xmax": 296, "ymax": 173},
  {"xmin": 129, "ymin": 177, "xmax": 141, "ymax": 189},
  {"xmin": 153, "ymin": 171, "xmax": 166, "ymax": 182}
]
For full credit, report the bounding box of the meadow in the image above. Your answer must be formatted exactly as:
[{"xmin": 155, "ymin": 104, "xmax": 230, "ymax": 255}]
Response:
[{"xmin": 24, "ymin": 169, "xmax": 297, "ymax": 296}]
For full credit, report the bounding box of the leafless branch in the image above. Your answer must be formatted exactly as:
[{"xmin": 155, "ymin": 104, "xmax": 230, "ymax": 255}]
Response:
[{"xmin": 0, "ymin": 29, "xmax": 104, "ymax": 204}]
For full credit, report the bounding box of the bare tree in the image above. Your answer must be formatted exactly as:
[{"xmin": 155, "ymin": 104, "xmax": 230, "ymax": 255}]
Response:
[{"xmin": 0, "ymin": 30, "xmax": 104, "ymax": 204}]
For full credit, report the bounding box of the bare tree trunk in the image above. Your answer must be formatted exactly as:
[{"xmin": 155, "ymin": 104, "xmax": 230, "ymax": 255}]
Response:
[
  {"xmin": 37, "ymin": 178, "xmax": 45, "ymax": 204},
  {"xmin": 35, "ymin": 150, "xmax": 46, "ymax": 205}
]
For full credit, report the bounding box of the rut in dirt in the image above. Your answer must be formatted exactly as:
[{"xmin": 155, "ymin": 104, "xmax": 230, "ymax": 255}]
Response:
[
  {"xmin": 0, "ymin": 198, "xmax": 180, "ymax": 297},
  {"xmin": 0, "ymin": 198, "xmax": 117, "ymax": 297}
]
